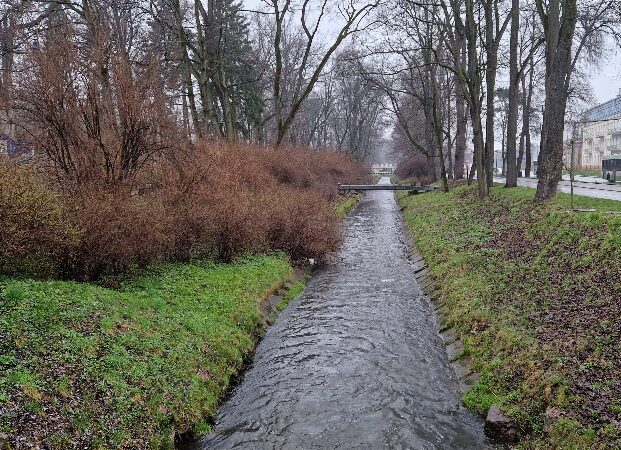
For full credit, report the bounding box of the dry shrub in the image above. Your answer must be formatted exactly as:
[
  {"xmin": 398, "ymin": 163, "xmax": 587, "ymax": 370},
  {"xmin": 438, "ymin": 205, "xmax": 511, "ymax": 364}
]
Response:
[
  {"xmin": 5, "ymin": 24, "xmax": 367, "ymax": 280},
  {"xmin": 395, "ymin": 154, "xmax": 430, "ymax": 184},
  {"xmin": 0, "ymin": 159, "xmax": 74, "ymax": 277},
  {"xmin": 151, "ymin": 142, "xmax": 358, "ymax": 263},
  {"xmin": 264, "ymin": 186, "xmax": 341, "ymax": 260},
  {"xmin": 258, "ymin": 146, "xmax": 365, "ymax": 200},
  {"xmin": 1, "ymin": 141, "xmax": 365, "ymax": 280},
  {"xmin": 62, "ymin": 186, "xmax": 175, "ymax": 280},
  {"xmin": 17, "ymin": 28, "xmax": 175, "ymax": 187}
]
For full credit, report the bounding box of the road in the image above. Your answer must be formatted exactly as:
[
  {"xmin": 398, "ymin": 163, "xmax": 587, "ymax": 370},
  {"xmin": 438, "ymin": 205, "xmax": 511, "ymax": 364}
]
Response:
[{"xmin": 494, "ymin": 177, "xmax": 621, "ymax": 201}]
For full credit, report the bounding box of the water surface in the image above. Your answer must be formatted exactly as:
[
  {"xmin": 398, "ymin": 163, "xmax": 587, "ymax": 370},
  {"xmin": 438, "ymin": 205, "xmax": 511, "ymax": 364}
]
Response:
[{"xmin": 197, "ymin": 178, "xmax": 488, "ymax": 449}]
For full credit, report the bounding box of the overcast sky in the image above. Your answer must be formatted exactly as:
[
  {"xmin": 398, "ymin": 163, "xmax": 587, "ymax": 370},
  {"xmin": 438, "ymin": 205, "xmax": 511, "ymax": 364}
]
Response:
[
  {"xmin": 243, "ymin": 0, "xmax": 621, "ymax": 105},
  {"xmin": 589, "ymin": 49, "xmax": 621, "ymax": 103}
]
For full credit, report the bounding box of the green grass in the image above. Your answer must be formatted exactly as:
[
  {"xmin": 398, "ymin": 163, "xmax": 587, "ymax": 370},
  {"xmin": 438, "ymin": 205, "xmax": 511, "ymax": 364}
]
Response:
[
  {"xmin": 333, "ymin": 193, "xmax": 362, "ymax": 218},
  {"xmin": 565, "ymin": 169, "xmax": 602, "ymax": 178},
  {"xmin": 276, "ymin": 277, "xmax": 309, "ymax": 312},
  {"xmin": 398, "ymin": 185, "xmax": 621, "ymax": 449},
  {"xmin": 0, "ymin": 255, "xmax": 292, "ymax": 448}
]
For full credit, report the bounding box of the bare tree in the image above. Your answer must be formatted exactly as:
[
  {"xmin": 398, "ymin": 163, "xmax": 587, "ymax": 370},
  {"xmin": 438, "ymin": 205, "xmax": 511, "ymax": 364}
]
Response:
[
  {"xmin": 535, "ymin": 0, "xmax": 621, "ymax": 199},
  {"xmin": 267, "ymin": 0, "xmax": 380, "ymax": 146},
  {"xmin": 504, "ymin": 0, "xmax": 519, "ymax": 186}
]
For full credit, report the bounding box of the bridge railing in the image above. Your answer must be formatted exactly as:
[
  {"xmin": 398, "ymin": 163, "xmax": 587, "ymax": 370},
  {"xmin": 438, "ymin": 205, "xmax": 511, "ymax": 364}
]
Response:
[{"xmin": 338, "ymin": 184, "xmax": 436, "ymax": 192}]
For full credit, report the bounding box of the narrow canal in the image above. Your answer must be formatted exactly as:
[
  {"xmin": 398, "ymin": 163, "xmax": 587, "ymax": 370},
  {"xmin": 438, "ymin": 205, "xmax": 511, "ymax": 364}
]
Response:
[{"xmin": 196, "ymin": 178, "xmax": 488, "ymax": 449}]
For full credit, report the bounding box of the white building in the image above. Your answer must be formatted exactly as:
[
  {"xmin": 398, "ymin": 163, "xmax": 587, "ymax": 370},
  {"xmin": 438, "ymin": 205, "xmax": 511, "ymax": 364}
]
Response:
[
  {"xmin": 370, "ymin": 163, "xmax": 396, "ymax": 176},
  {"xmin": 578, "ymin": 90, "xmax": 621, "ymax": 168}
]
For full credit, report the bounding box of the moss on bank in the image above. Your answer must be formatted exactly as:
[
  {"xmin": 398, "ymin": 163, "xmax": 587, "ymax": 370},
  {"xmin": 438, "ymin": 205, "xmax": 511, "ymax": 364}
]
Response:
[
  {"xmin": 276, "ymin": 275, "xmax": 310, "ymax": 312},
  {"xmin": 398, "ymin": 186, "xmax": 621, "ymax": 449},
  {"xmin": 333, "ymin": 193, "xmax": 363, "ymax": 218},
  {"xmin": 0, "ymin": 255, "xmax": 292, "ymax": 448}
]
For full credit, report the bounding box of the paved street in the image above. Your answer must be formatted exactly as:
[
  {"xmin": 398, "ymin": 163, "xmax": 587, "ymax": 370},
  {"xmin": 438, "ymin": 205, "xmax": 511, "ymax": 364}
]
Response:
[{"xmin": 494, "ymin": 177, "xmax": 621, "ymax": 201}]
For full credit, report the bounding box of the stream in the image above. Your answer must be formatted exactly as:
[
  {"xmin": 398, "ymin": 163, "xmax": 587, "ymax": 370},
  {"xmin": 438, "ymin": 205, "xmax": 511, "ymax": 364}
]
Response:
[{"xmin": 194, "ymin": 177, "xmax": 488, "ymax": 449}]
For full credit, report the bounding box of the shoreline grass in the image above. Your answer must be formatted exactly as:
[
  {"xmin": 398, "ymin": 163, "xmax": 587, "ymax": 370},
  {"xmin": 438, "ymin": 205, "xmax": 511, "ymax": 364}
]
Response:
[
  {"xmin": 276, "ymin": 275, "xmax": 310, "ymax": 312},
  {"xmin": 333, "ymin": 193, "xmax": 363, "ymax": 218},
  {"xmin": 398, "ymin": 185, "xmax": 621, "ymax": 449},
  {"xmin": 0, "ymin": 255, "xmax": 292, "ymax": 448}
]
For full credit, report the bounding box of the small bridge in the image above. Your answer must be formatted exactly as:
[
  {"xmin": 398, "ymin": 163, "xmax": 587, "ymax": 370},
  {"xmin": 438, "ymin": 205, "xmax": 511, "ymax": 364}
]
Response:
[{"xmin": 338, "ymin": 184, "xmax": 436, "ymax": 192}]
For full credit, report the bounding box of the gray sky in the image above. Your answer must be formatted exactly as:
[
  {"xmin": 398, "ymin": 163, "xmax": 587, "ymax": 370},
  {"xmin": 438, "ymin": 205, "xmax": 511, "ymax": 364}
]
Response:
[
  {"xmin": 589, "ymin": 49, "xmax": 621, "ymax": 103},
  {"xmin": 243, "ymin": 0, "xmax": 621, "ymax": 105}
]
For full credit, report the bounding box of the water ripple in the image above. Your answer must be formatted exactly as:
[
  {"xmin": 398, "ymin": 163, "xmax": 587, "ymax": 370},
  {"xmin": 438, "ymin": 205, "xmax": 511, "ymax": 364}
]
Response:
[{"xmin": 195, "ymin": 185, "xmax": 488, "ymax": 449}]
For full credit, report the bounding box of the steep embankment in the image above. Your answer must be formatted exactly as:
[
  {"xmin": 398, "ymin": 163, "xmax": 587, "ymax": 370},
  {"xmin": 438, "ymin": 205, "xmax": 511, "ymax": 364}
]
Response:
[
  {"xmin": 0, "ymin": 256, "xmax": 292, "ymax": 448},
  {"xmin": 398, "ymin": 185, "xmax": 621, "ymax": 449},
  {"xmin": 0, "ymin": 191, "xmax": 361, "ymax": 449}
]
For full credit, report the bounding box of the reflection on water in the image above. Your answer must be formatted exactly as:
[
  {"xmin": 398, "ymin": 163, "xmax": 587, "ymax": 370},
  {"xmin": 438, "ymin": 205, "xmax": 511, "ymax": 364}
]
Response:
[{"xmin": 195, "ymin": 178, "xmax": 488, "ymax": 449}]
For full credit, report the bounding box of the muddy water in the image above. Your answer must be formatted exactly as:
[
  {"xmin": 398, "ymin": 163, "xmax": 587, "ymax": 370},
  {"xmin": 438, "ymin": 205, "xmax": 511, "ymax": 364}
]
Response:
[{"xmin": 196, "ymin": 178, "xmax": 488, "ymax": 449}]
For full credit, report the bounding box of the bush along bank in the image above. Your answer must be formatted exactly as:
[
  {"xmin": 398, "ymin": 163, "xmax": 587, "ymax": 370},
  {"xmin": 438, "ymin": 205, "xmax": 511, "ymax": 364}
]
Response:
[
  {"xmin": 0, "ymin": 142, "xmax": 366, "ymax": 281},
  {"xmin": 397, "ymin": 185, "xmax": 621, "ymax": 449},
  {"xmin": 0, "ymin": 142, "xmax": 362, "ymax": 448},
  {"xmin": 0, "ymin": 255, "xmax": 294, "ymax": 448}
]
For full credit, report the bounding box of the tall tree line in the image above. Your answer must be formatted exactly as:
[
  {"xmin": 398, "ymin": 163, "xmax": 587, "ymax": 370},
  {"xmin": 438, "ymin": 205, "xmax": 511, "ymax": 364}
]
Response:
[
  {"xmin": 0, "ymin": 0, "xmax": 384, "ymax": 161},
  {"xmin": 368, "ymin": 0, "xmax": 620, "ymax": 199},
  {"xmin": 2, "ymin": 0, "xmax": 620, "ymax": 198}
]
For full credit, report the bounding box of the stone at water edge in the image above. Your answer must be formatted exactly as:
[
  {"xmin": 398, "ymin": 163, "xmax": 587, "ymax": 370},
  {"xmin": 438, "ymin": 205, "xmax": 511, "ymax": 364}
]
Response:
[{"xmin": 484, "ymin": 404, "xmax": 518, "ymax": 442}]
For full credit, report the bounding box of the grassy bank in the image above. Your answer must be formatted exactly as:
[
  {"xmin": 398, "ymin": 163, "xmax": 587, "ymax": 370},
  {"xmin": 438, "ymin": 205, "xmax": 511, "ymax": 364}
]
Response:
[
  {"xmin": 398, "ymin": 186, "xmax": 621, "ymax": 449},
  {"xmin": 333, "ymin": 193, "xmax": 363, "ymax": 218},
  {"xmin": 0, "ymin": 255, "xmax": 292, "ymax": 448}
]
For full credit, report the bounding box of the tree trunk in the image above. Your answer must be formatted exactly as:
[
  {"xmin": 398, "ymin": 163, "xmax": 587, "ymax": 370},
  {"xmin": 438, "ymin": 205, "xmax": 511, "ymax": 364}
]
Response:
[
  {"xmin": 464, "ymin": 0, "xmax": 488, "ymax": 197},
  {"xmin": 524, "ymin": 60, "xmax": 534, "ymax": 177},
  {"xmin": 484, "ymin": 0, "xmax": 497, "ymax": 190},
  {"xmin": 0, "ymin": 15, "xmax": 16, "ymax": 137},
  {"xmin": 430, "ymin": 62, "xmax": 449, "ymax": 192},
  {"xmin": 214, "ymin": 71, "xmax": 236, "ymax": 141},
  {"xmin": 517, "ymin": 70, "xmax": 527, "ymax": 176},
  {"xmin": 505, "ymin": 0, "xmax": 519, "ymax": 187},
  {"xmin": 451, "ymin": 12, "xmax": 468, "ymax": 180},
  {"xmin": 471, "ymin": 104, "xmax": 487, "ymax": 196},
  {"xmin": 193, "ymin": 0, "xmax": 219, "ymax": 137},
  {"xmin": 525, "ymin": 125, "xmax": 532, "ymax": 177},
  {"xmin": 535, "ymin": 0, "xmax": 578, "ymax": 200},
  {"xmin": 425, "ymin": 123, "xmax": 438, "ymax": 182},
  {"xmin": 501, "ymin": 129, "xmax": 506, "ymax": 176},
  {"xmin": 197, "ymin": 71, "xmax": 219, "ymax": 136},
  {"xmin": 182, "ymin": 49, "xmax": 201, "ymax": 139},
  {"xmin": 518, "ymin": 128, "xmax": 525, "ymax": 176},
  {"xmin": 454, "ymin": 73, "xmax": 467, "ymax": 178},
  {"xmin": 173, "ymin": 0, "xmax": 201, "ymax": 140},
  {"xmin": 446, "ymin": 76, "xmax": 454, "ymax": 179}
]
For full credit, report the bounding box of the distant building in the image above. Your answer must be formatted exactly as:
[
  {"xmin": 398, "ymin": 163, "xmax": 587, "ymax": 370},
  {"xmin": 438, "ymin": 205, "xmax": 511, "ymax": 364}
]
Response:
[
  {"xmin": 370, "ymin": 163, "xmax": 396, "ymax": 176},
  {"xmin": 576, "ymin": 89, "xmax": 621, "ymax": 169}
]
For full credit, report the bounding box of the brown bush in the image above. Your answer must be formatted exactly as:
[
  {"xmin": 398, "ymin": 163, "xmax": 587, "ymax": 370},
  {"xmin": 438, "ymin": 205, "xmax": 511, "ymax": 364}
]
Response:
[
  {"xmin": 6, "ymin": 25, "xmax": 367, "ymax": 280},
  {"xmin": 395, "ymin": 154, "xmax": 430, "ymax": 184},
  {"xmin": 61, "ymin": 186, "xmax": 175, "ymax": 280},
  {"xmin": 1, "ymin": 141, "xmax": 365, "ymax": 280},
  {"xmin": 156, "ymin": 142, "xmax": 353, "ymax": 263},
  {"xmin": 257, "ymin": 146, "xmax": 365, "ymax": 200},
  {"xmin": 17, "ymin": 29, "xmax": 175, "ymax": 187},
  {"xmin": 264, "ymin": 187, "xmax": 341, "ymax": 260},
  {"xmin": 0, "ymin": 159, "xmax": 75, "ymax": 277}
]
